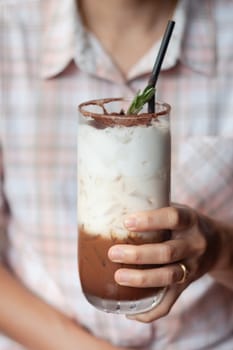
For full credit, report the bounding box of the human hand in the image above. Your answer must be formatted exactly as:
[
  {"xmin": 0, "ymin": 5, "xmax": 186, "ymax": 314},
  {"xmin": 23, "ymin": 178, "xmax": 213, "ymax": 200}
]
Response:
[{"xmin": 108, "ymin": 205, "xmax": 222, "ymax": 322}]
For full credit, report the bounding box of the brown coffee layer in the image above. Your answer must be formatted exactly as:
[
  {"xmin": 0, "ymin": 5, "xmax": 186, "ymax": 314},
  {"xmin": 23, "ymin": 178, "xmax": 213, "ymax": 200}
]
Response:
[{"xmin": 78, "ymin": 227, "xmax": 170, "ymax": 301}]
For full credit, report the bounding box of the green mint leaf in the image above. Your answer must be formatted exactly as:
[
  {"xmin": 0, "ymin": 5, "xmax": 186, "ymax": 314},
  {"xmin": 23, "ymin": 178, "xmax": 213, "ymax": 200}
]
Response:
[{"xmin": 126, "ymin": 86, "xmax": 155, "ymax": 115}]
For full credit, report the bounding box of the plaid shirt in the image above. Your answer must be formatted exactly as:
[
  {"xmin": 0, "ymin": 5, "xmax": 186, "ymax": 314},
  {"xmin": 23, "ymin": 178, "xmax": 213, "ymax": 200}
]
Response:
[{"xmin": 1, "ymin": 0, "xmax": 233, "ymax": 349}]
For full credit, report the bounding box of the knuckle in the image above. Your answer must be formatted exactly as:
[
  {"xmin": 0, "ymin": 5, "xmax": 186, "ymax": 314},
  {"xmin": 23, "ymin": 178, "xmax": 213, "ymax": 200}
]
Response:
[
  {"xmin": 164, "ymin": 268, "xmax": 176, "ymax": 285},
  {"xmin": 133, "ymin": 271, "xmax": 147, "ymax": 287},
  {"xmin": 161, "ymin": 244, "xmax": 175, "ymax": 262},
  {"xmin": 167, "ymin": 207, "xmax": 179, "ymax": 228},
  {"xmin": 136, "ymin": 273, "xmax": 147, "ymax": 287},
  {"xmin": 158, "ymin": 271, "xmax": 167, "ymax": 286},
  {"xmin": 133, "ymin": 248, "xmax": 142, "ymax": 264},
  {"xmin": 196, "ymin": 235, "xmax": 207, "ymax": 255},
  {"xmin": 146, "ymin": 213, "xmax": 155, "ymax": 228}
]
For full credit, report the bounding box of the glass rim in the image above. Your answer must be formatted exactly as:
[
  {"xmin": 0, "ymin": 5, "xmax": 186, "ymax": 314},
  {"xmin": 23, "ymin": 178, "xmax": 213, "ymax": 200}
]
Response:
[
  {"xmin": 78, "ymin": 98, "xmax": 170, "ymax": 127},
  {"xmin": 78, "ymin": 97, "xmax": 171, "ymax": 118}
]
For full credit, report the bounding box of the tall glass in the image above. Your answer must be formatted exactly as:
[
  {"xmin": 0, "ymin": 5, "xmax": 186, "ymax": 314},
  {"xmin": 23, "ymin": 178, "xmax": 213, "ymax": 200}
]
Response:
[{"xmin": 78, "ymin": 98, "xmax": 171, "ymax": 315}]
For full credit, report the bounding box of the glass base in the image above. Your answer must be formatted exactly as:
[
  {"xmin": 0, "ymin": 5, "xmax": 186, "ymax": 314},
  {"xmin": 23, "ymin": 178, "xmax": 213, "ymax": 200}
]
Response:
[{"xmin": 84, "ymin": 288, "xmax": 167, "ymax": 315}]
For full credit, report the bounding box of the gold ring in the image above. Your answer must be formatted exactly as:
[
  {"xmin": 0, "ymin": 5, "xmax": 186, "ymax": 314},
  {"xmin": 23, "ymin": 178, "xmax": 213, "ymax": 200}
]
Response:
[{"xmin": 177, "ymin": 263, "xmax": 189, "ymax": 284}]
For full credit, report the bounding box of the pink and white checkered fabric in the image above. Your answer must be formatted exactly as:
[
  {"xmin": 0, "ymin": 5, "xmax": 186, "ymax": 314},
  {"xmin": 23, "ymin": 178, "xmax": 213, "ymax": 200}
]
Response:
[{"xmin": 1, "ymin": 0, "xmax": 233, "ymax": 349}]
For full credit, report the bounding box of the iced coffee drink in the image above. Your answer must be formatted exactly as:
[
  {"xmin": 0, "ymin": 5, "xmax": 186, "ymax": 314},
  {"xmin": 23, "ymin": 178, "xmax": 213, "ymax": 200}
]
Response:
[{"xmin": 78, "ymin": 98, "xmax": 171, "ymax": 314}]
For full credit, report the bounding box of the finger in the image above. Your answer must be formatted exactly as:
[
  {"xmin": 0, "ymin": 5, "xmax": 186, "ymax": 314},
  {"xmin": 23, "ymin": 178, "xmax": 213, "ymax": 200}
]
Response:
[
  {"xmin": 124, "ymin": 206, "xmax": 196, "ymax": 232},
  {"xmin": 114, "ymin": 264, "xmax": 186, "ymax": 288},
  {"xmin": 126, "ymin": 285, "xmax": 183, "ymax": 323},
  {"xmin": 108, "ymin": 239, "xmax": 193, "ymax": 264}
]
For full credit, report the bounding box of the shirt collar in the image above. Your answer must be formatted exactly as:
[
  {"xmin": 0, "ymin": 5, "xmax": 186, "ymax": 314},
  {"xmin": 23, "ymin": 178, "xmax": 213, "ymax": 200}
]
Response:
[
  {"xmin": 128, "ymin": 0, "xmax": 216, "ymax": 80},
  {"xmin": 41, "ymin": 0, "xmax": 216, "ymax": 80},
  {"xmin": 128, "ymin": 0, "xmax": 188, "ymax": 80},
  {"xmin": 180, "ymin": 0, "xmax": 216, "ymax": 76},
  {"xmin": 41, "ymin": 0, "xmax": 78, "ymax": 78}
]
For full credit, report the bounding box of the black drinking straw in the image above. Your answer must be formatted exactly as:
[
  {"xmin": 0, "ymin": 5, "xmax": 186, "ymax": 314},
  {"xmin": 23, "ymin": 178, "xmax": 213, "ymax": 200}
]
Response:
[{"xmin": 148, "ymin": 20, "xmax": 175, "ymax": 113}]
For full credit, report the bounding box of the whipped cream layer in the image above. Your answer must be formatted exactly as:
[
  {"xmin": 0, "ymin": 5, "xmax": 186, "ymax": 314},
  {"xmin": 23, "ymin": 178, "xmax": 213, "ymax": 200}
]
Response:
[{"xmin": 78, "ymin": 116, "xmax": 170, "ymax": 238}]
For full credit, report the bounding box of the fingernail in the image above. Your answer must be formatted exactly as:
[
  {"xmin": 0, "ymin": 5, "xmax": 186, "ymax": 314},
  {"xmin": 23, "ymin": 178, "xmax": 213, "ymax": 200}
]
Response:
[
  {"xmin": 108, "ymin": 247, "xmax": 125, "ymax": 262},
  {"xmin": 124, "ymin": 216, "xmax": 137, "ymax": 230},
  {"xmin": 115, "ymin": 270, "xmax": 130, "ymax": 284}
]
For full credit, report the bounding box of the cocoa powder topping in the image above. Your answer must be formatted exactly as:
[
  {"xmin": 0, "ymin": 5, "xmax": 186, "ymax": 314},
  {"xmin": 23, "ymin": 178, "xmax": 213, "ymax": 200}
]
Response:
[{"xmin": 79, "ymin": 98, "xmax": 170, "ymax": 127}]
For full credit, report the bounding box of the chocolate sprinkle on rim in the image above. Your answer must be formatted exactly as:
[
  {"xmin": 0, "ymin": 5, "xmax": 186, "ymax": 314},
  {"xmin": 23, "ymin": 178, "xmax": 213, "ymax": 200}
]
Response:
[{"xmin": 79, "ymin": 98, "xmax": 170, "ymax": 127}]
